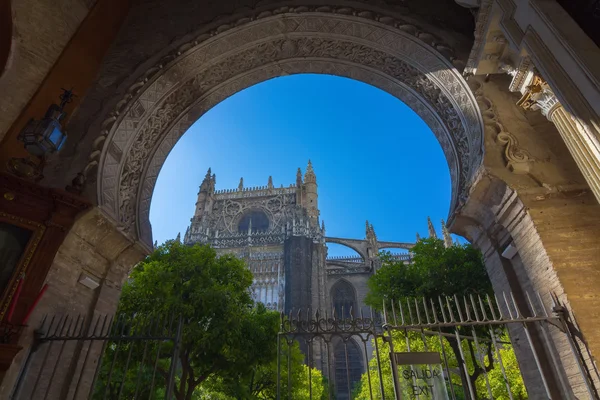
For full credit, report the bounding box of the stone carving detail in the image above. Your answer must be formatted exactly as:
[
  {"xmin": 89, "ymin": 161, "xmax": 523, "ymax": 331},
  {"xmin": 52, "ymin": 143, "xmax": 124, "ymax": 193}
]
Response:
[
  {"xmin": 509, "ymin": 57, "xmax": 533, "ymax": 93},
  {"xmin": 464, "ymin": 0, "xmax": 493, "ymax": 74},
  {"xmin": 469, "ymin": 77, "xmax": 535, "ymax": 174},
  {"xmin": 94, "ymin": 10, "xmax": 483, "ymax": 247},
  {"xmin": 517, "ymin": 76, "xmax": 560, "ymax": 118},
  {"xmin": 496, "ymin": 132, "xmax": 534, "ymax": 174}
]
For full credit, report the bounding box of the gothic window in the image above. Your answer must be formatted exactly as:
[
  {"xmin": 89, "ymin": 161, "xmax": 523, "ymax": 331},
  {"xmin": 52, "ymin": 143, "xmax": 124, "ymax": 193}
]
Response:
[
  {"xmin": 334, "ymin": 339, "xmax": 363, "ymax": 400},
  {"xmin": 331, "ymin": 280, "xmax": 357, "ymax": 319},
  {"xmin": 238, "ymin": 210, "xmax": 269, "ymax": 233}
]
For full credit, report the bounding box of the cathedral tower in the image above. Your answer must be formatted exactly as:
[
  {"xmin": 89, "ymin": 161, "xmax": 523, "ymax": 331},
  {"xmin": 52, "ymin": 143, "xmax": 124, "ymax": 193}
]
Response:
[
  {"xmin": 302, "ymin": 160, "xmax": 319, "ymax": 225},
  {"xmin": 184, "ymin": 163, "xmax": 326, "ymax": 312}
]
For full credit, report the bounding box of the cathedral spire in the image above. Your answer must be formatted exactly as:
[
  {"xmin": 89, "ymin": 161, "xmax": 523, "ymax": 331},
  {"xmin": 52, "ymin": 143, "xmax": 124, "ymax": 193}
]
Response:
[
  {"xmin": 238, "ymin": 177, "xmax": 244, "ymax": 191},
  {"xmin": 416, "ymin": 232, "xmax": 421, "ymax": 242},
  {"xmin": 176, "ymin": 232, "xmax": 181, "ymax": 242},
  {"xmin": 304, "ymin": 160, "xmax": 316, "ymax": 183},
  {"xmin": 441, "ymin": 219, "xmax": 453, "ymax": 248},
  {"xmin": 427, "ymin": 216, "xmax": 437, "ymax": 238},
  {"xmin": 268, "ymin": 176, "xmax": 274, "ymax": 189},
  {"xmin": 296, "ymin": 167, "xmax": 303, "ymax": 187},
  {"xmin": 321, "ymin": 219, "xmax": 326, "ymax": 234}
]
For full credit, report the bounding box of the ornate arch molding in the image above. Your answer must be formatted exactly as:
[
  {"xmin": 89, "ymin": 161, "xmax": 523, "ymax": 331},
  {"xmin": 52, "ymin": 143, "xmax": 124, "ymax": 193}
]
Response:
[{"xmin": 95, "ymin": 9, "xmax": 484, "ymax": 249}]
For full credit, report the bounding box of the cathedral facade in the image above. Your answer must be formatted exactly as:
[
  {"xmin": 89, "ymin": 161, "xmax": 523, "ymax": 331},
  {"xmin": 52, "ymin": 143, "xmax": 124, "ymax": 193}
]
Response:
[{"xmin": 183, "ymin": 161, "xmax": 414, "ymax": 398}]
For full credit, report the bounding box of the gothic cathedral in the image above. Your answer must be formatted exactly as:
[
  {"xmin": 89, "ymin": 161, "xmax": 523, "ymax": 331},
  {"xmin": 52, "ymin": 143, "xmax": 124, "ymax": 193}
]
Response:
[{"xmin": 183, "ymin": 161, "xmax": 413, "ymax": 399}]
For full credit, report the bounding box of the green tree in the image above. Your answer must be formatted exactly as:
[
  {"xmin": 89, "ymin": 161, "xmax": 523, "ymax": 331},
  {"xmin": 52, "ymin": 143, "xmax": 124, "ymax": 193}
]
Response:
[
  {"xmin": 94, "ymin": 240, "xmax": 327, "ymax": 400},
  {"xmin": 365, "ymin": 238, "xmax": 526, "ymax": 399},
  {"xmin": 204, "ymin": 339, "xmax": 328, "ymax": 399},
  {"xmin": 354, "ymin": 332, "xmax": 526, "ymax": 399},
  {"xmin": 100, "ymin": 240, "xmax": 280, "ymax": 400}
]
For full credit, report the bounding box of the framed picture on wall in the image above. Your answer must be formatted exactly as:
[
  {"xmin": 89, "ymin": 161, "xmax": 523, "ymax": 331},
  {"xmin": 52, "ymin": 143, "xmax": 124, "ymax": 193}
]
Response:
[{"xmin": 0, "ymin": 212, "xmax": 45, "ymax": 322}]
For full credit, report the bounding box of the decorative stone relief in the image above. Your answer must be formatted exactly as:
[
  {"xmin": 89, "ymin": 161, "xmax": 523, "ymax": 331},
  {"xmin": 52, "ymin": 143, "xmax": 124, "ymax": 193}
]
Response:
[
  {"xmin": 469, "ymin": 77, "xmax": 536, "ymax": 175},
  {"xmin": 508, "ymin": 57, "xmax": 533, "ymax": 93},
  {"xmin": 496, "ymin": 132, "xmax": 534, "ymax": 174},
  {"xmin": 93, "ymin": 9, "xmax": 483, "ymax": 247}
]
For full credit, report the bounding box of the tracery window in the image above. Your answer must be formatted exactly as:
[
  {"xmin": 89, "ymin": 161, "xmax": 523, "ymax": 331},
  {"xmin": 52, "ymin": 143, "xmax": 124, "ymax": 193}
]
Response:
[
  {"xmin": 331, "ymin": 280, "xmax": 357, "ymax": 319},
  {"xmin": 334, "ymin": 339, "xmax": 363, "ymax": 400},
  {"xmin": 238, "ymin": 210, "xmax": 269, "ymax": 233}
]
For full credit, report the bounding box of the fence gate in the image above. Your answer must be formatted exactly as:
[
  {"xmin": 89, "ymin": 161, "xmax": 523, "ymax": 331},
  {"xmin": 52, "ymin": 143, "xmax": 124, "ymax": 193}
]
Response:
[
  {"xmin": 11, "ymin": 313, "xmax": 183, "ymax": 400},
  {"xmin": 277, "ymin": 293, "xmax": 600, "ymax": 400}
]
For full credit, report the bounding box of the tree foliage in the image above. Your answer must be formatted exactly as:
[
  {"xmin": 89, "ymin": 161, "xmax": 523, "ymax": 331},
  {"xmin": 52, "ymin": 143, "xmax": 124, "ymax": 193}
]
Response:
[
  {"xmin": 94, "ymin": 240, "xmax": 327, "ymax": 399},
  {"xmin": 364, "ymin": 238, "xmax": 527, "ymax": 399},
  {"xmin": 354, "ymin": 332, "xmax": 527, "ymax": 400},
  {"xmin": 202, "ymin": 340, "xmax": 328, "ymax": 399}
]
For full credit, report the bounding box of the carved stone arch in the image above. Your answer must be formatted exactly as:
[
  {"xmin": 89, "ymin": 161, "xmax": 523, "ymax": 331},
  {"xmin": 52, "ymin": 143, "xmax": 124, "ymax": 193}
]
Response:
[
  {"xmin": 93, "ymin": 7, "xmax": 484, "ymax": 249},
  {"xmin": 330, "ymin": 278, "xmax": 358, "ymax": 318}
]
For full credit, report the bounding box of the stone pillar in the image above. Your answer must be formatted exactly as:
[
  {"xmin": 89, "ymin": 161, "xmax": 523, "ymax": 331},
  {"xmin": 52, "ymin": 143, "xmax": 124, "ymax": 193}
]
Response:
[
  {"xmin": 549, "ymin": 106, "xmax": 600, "ymax": 197},
  {"xmin": 516, "ymin": 74, "xmax": 600, "ymax": 203}
]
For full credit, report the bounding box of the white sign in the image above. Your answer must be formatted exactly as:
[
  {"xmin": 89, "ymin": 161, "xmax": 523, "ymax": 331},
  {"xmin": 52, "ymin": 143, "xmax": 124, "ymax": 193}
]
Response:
[{"xmin": 394, "ymin": 352, "xmax": 450, "ymax": 400}]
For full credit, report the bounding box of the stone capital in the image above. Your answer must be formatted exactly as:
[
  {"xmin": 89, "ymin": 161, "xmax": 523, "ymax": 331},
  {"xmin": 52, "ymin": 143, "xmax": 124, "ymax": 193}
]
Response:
[{"xmin": 517, "ymin": 75, "xmax": 561, "ymax": 119}]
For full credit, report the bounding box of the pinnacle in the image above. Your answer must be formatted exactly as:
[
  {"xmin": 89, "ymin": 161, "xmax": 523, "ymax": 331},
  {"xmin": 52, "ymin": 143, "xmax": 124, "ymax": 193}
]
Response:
[
  {"xmin": 306, "ymin": 159, "xmax": 314, "ymax": 172},
  {"xmin": 427, "ymin": 216, "xmax": 437, "ymax": 238}
]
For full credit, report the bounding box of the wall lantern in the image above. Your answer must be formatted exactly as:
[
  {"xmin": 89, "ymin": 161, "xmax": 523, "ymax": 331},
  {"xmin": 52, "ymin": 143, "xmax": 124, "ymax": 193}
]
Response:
[
  {"xmin": 9, "ymin": 89, "xmax": 74, "ymax": 180},
  {"xmin": 18, "ymin": 89, "xmax": 73, "ymax": 156}
]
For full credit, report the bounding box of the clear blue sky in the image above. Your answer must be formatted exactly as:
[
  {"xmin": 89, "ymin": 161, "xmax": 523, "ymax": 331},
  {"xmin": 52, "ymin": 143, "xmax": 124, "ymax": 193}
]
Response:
[{"xmin": 150, "ymin": 74, "xmax": 455, "ymax": 257}]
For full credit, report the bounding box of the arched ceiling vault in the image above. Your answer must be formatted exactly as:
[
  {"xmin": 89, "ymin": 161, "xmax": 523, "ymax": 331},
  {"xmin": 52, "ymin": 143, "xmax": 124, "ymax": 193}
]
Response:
[{"xmin": 84, "ymin": 7, "xmax": 483, "ymax": 249}]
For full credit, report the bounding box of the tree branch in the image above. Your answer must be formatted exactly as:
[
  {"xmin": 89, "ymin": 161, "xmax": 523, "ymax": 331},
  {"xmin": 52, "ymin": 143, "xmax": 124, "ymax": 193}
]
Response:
[
  {"xmin": 468, "ymin": 339, "xmax": 483, "ymax": 381},
  {"xmin": 484, "ymin": 342, "xmax": 495, "ymax": 372}
]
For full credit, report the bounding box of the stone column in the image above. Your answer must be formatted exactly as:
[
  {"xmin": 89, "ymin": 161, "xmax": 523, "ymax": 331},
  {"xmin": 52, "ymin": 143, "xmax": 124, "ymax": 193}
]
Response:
[{"xmin": 517, "ymin": 75, "xmax": 600, "ymax": 203}]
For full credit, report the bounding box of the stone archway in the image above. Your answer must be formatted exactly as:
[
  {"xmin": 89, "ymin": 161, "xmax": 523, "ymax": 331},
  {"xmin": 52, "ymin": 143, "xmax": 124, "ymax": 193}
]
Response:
[{"xmin": 89, "ymin": 7, "xmax": 484, "ymax": 250}]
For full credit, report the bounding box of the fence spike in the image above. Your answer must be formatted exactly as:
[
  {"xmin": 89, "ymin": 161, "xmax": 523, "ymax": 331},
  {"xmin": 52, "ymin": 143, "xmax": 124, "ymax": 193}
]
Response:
[
  {"xmin": 470, "ymin": 294, "xmax": 481, "ymax": 322},
  {"xmin": 414, "ymin": 298, "xmax": 423, "ymax": 325},
  {"xmin": 526, "ymin": 292, "xmax": 538, "ymax": 317},
  {"xmin": 509, "ymin": 292, "xmax": 523, "ymax": 319},
  {"xmin": 429, "ymin": 299, "xmax": 439, "ymax": 324},
  {"xmin": 536, "ymin": 292, "xmax": 550, "ymax": 317},
  {"xmin": 502, "ymin": 292, "xmax": 514, "ymax": 319},
  {"xmin": 398, "ymin": 299, "xmax": 406, "ymax": 325},
  {"xmin": 423, "ymin": 297, "xmax": 432, "ymax": 324},
  {"xmin": 454, "ymin": 295, "xmax": 465, "ymax": 323},
  {"xmin": 407, "ymin": 298, "xmax": 416, "ymax": 326},
  {"xmin": 462, "ymin": 295, "xmax": 471, "ymax": 322},
  {"xmin": 438, "ymin": 297, "xmax": 448, "ymax": 323},
  {"xmin": 446, "ymin": 297, "xmax": 456, "ymax": 323},
  {"xmin": 478, "ymin": 295, "xmax": 490, "ymax": 321},
  {"xmin": 390, "ymin": 300, "xmax": 398, "ymax": 325}
]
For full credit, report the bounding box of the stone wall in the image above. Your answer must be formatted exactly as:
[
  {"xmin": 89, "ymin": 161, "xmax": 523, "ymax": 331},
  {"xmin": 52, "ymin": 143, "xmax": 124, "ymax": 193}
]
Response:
[
  {"xmin": 0, "ymin": 0, "xmax": 94, "ymax": 141},
  {"xmin": 453, "ymin": 75, "xmax": 600, "ymax": 398},
  {"xmin": 0, "ymin": 207, "xmax": 146, "ymax": 399}
]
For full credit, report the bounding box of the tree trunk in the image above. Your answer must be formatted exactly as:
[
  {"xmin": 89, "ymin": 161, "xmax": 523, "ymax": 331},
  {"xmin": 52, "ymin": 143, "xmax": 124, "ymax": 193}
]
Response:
[{"xmin": 446, "ymin": 335, "xmax": 476, "ymax": 400}]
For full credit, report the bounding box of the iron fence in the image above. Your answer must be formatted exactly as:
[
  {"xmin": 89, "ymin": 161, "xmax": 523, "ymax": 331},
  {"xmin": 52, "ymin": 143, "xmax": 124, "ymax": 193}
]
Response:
[
  {"xmin": 278, "ymin": 292, "xmax": 600, "ymax": 400},
  {"xmin": 11, "ymin": 312, "xmax": 183, "ymax": 400}
]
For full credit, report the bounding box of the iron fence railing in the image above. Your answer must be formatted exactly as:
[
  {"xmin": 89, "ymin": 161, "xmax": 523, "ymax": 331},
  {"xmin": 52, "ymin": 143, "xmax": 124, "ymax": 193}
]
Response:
[
  {"xmin": 12, "ymin": 313, "xmax": 183, "ymax": 400},
  {"xmin": 278, "ymin": 292, "xmax": 600, "ymax": 400}
]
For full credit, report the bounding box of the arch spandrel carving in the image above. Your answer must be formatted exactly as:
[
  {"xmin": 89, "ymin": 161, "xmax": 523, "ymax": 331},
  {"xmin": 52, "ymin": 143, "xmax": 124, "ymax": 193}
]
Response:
[{"xmin": 95, "ymin": 10, "xmax": 484, "ymax": 249}]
